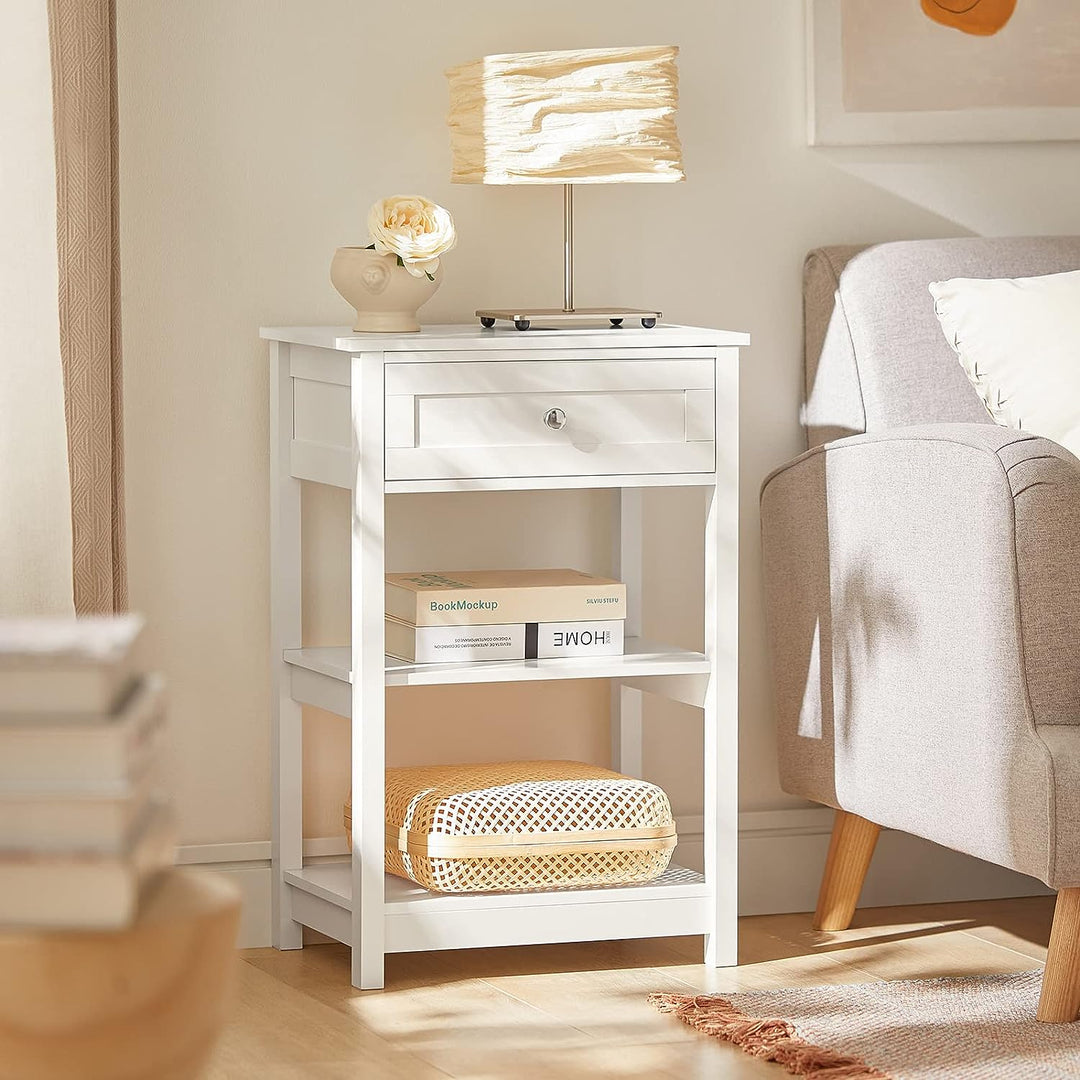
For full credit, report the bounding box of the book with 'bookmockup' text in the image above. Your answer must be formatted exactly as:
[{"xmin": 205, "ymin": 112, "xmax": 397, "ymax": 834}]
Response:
[{"xmin": 385, "ymin": 569, "xmax": 626, "ymax": 627}]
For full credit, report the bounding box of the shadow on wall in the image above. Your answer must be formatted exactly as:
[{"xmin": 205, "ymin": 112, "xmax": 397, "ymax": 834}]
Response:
[{"xmin": 816, "ymin": 143, "xmax": 1080, "ymax": 240}]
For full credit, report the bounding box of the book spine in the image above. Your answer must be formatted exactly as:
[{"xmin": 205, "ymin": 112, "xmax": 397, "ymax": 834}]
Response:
[
  {"xmin": 411, "ymin": 624, "xmax": 524, "ymax": 663},
  {"xmin": 535, "ymin": 620, "xmax": 624, "ymax": 659},
  {"xmin": 0, "ymin": 677, "xmax": 164, "ymax": 790},
  {"xmin": 409, "ymin": 585, "xmax": 627, "ymax": 627},
  {"xmin": 411, "ymin": 620, "xmax": 624, "ymax": 664}
]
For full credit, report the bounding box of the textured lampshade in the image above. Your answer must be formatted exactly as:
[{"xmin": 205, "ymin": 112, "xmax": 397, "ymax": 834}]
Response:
[{"xmin": 446, "ymin": 46, "xmax": 684, "ymax": 185}]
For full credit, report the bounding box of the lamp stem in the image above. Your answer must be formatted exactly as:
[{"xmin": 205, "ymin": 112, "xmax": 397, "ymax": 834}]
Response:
[{"xmin": 562, "ymin": 183, "xmax": 574, "ymax": 313}]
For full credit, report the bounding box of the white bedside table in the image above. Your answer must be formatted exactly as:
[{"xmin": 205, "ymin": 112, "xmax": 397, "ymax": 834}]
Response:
[{"xmin": 261, "ymin": 322, "xmax": 747, "ymax": 989}]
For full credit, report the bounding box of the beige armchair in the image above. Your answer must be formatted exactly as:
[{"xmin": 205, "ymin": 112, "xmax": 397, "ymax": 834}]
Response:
[{"xmin": 760, "ymin": 236, "xmax": 1080, "ymax": 1022}]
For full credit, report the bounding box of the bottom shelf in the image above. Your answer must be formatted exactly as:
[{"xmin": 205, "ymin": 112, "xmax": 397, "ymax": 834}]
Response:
[{"xmin": 284, "ymin": 860, "xmax": 711, "ymax": 954}]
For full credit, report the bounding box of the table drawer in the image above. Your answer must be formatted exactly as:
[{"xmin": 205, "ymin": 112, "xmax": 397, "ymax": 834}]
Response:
[{"xmin": 384, "ymin": 359, "xmax": 715, "ymax": 480}]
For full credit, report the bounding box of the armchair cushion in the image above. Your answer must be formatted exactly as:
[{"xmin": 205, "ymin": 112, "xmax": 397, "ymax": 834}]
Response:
[
  {"xmin": 761, "ymin": 423, "xmax": 1080, "ymax": 887},
  {"xmin": 930, "ymin": 269, "xmax": 1080, "ymax": 455}
]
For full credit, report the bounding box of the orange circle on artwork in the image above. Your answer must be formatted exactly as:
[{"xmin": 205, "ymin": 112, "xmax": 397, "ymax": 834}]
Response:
[{"xmin": 921, "ymin": 0, "xmax": 1018, "ymax": 35}]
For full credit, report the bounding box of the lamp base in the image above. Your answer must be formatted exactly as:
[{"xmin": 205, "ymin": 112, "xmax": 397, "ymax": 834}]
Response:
[{"xmin": 475, "ymin": 307, "xmax": 661, "ymax": 331}]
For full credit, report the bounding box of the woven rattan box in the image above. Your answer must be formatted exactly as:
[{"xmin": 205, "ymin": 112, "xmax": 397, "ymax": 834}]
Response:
[{"xmin": 344, "ymin": 760, "xmax": 677, "ymax": 894}]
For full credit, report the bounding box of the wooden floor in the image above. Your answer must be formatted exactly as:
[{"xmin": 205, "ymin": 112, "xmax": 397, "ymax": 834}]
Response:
[{"xmin": 206, "ymin": 895, "xmax": 1056, "ymax": 1079}]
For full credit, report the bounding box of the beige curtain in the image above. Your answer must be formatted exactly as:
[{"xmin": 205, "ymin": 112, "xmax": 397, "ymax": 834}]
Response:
[{"xmin": 47, "ymin": 0, "xmax": 127, "ymax": 614}]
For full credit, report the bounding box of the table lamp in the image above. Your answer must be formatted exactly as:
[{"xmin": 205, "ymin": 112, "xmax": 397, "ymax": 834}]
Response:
[{"xmin": 446, "ymin": 45, "xmax": 684, "ymax": 330}]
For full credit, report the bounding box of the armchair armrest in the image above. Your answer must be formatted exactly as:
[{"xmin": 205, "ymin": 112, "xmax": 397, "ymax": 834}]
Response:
[{"xmin": 760, "ymin": 422, "xmax": 1080, "ymax": 884}]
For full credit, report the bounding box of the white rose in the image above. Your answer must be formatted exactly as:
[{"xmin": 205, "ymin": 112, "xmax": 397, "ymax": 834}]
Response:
[{"xmin": 367, "ymin": 195, "xmax": 457, "ymax": 279}]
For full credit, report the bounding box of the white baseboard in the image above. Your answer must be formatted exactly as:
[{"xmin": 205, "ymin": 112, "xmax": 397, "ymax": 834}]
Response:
[
  {"xmin": 732, "ymin": 808, "xmax": 1051, "ymax": 916},
  {"xmin": 180, "ymin": 808, "xmax": 1050, "ymax": 949},
  {"xmin": 176, "ymin": 837, "xmax": 340, "ymax": 948}
]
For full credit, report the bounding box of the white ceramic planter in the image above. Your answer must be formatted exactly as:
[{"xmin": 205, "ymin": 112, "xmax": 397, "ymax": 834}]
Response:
[{"xmin": 330, "ymin": 247, "xmax": 440, "ymax": 333}]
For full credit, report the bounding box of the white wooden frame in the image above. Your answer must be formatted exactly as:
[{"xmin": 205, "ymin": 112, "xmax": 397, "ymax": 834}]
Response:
[
  {"xmin": 269, "ymin": 342, "xmax": 303, "ymax": 952},
  {"xmin": 266, "ymin": 324, "xmax": 746, "ymax": 990},
  {"xmin": 807, "ymin": 0, "xmax": 1080, "ymax": 146}
]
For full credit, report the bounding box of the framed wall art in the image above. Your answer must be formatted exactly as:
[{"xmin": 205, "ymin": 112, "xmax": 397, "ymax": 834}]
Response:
[{"xmin": 807, "ymin": 0, "xmax": 1080, "ymax": 144}]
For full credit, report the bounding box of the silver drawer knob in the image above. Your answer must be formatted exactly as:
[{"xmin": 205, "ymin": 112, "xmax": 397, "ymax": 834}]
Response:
[{"xmin": 544, "ymin": 407, "xmax": 567, "ymax": 430}]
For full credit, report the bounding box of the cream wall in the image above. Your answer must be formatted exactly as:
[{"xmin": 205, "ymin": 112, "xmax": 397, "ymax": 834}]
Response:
[
  {"xmin": 0, "ymin": 0, "xmax": 74, "ymax": 617},
  {"xmin": 117, "ymin": 1, "xmax": 1080, "ymax": 884}
]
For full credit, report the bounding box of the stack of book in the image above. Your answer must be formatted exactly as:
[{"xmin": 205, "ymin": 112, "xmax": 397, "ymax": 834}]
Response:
[
  {"xmin": 0, "ymin": 616, "xmax": 174, "ymax": 929},
  {"xmin": 384, "ymin": 569, "xmax": 628, "ymax": 664}
]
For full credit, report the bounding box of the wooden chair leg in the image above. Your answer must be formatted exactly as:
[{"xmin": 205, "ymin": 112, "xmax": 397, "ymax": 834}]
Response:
[
  {"xmin": 813, "ymin": 809, "xmax": 881, "ymax": 931},
  {"xmin": 1038, "ymin": 888, "xmax": 1080, "ymax": 1023}
]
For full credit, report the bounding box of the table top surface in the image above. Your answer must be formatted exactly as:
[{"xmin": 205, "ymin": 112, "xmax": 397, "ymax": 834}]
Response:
[{"xmin": 260, "ymin": 323, "xmax": 751, "ymax": 352}]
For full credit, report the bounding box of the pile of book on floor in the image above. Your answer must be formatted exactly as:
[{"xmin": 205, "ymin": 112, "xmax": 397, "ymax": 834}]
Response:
[
  {"xmin": 384, "ymin": 568, "xmax": 628, "ymax": 664},
  {"xmin": 0, "ymin": 615, "xmax": 174, "ymax": 929}
]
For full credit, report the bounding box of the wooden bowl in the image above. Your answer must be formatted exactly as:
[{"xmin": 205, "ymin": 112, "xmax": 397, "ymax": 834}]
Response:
[{"xmin": 0, "ymin": 869, "xmax": 240, "ymax": 1080}]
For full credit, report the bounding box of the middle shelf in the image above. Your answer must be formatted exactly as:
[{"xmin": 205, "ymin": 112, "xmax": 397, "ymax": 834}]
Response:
[{"xmin": 284, "ymin": 637, "xmax": 711, "ymax": 716}]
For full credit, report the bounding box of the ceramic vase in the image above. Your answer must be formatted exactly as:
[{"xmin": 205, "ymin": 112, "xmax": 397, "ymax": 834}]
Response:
[{"xmin": 330, "ymin": 246, "xmax": 440, "ymax": 333}]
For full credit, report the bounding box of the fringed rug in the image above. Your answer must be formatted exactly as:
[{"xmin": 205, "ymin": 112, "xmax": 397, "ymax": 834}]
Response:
[{"xmin": 651, "ymin": 970, "xmax": 1080, "ymax": 1079}]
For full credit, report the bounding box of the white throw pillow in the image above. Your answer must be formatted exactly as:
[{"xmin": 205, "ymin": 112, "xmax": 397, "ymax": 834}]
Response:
[{"xmin": 929, "ymin": 269, "xmax": 1080, "ymax": 457}]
